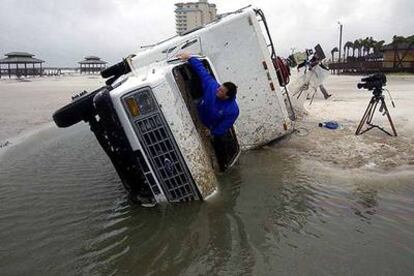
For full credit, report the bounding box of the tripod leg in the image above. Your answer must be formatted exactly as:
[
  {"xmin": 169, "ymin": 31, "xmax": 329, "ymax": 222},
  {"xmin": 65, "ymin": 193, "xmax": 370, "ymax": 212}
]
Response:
[
  {"xmin": 293, "ymin": 86, "xmax": 304, "ymax": 99},
  {"xmin": 292, "ymin": 87, "xmax": 300, "ymax": 97},
  {"xmin": 293, "ymin": 80, "xmax": 310, "ymax": 99},
  {"xmin": 366, "ymin": 98, "xmax": 379, "ymax": 124},
  {"xmin": 356, "ymin": 99, "xmax": 375, "ymax": 135},
  {"xmin": 355, "ymin": 100, "xmax": 373, "ymax": 135},
  {"xmin": 381, "ymin": 98, "xmax": 398, "ymax": 136},
  {"xmin": 309, "ymin": 88, "xmax": 317, "ymax": 105}
]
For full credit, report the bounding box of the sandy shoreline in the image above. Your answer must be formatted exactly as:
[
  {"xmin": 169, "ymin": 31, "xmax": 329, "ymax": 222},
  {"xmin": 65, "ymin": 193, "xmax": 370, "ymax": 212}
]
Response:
[
  {"xmin": 1, "ymin": 73, "xmax": 413, "ymax": 170},
  {"xmin": 285, "ymin": 73, "xmax": 414, "ymax": 170},
  {"xmin": 0, "ymin": 75, "xmax": 104, "ymax": 144}
]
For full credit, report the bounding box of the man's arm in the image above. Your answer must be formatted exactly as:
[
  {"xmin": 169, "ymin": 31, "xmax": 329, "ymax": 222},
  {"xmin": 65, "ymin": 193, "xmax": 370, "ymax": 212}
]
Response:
[
  {"xmin": 211, "ymin": 110, "xmax": 239, "ymax": 137},
  {"xmin": 177, "ymin": 53, "xmax": 218, "ymax": 88},
  {"xmin": 187, "ymin": 57, "xmax": 212, "ymax": 83},
  {"xmin": 187, "ymin": 57, "xmax": 218, "ymax": 87}
]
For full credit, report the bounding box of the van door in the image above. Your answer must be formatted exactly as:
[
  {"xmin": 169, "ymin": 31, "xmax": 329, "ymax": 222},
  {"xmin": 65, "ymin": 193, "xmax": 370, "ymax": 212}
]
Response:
[{"xmin": 172, "ymin": 58, "xmax": 241, "ymax": 171}]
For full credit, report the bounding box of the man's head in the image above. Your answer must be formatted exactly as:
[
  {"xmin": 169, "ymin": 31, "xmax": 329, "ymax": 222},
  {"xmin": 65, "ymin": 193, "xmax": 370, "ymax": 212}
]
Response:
[{"xmin": 216, "ymin": 82, "xmax": 237, "ymax": 100}]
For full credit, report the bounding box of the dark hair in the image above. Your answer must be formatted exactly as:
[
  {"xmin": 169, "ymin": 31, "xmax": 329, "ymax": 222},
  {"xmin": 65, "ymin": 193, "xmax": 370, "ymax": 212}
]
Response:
[{"xmin": 223, "ymin": 82, "xmax": 237, "ymax": 98}]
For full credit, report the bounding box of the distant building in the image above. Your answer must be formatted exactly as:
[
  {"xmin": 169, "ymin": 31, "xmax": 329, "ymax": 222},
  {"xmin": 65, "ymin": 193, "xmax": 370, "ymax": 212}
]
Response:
[
  {"xmin": 382, "ymin": 42, "xmax": 414, "ymax": 70},
  {"xmin": 0, "ymin": 52, "xmax": 44, "ymax": 78},
  {"xmin": 78, "ymin": 56, "xmax": 107, "ymax": 74},
  {"xmin": 175, "ymin": 0, "xmax": 217, "ymax": 35}
]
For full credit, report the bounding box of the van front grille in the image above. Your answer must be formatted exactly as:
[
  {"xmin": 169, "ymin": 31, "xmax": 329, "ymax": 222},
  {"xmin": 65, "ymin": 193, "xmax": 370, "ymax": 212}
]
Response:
[{"xmin": 124, "ymin": 88, "xmax": 200, "ymax": 202}]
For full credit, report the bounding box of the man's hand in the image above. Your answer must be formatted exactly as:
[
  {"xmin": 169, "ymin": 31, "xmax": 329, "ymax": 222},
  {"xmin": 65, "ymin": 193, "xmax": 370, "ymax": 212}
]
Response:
[{"xmin": 177, "ymin": 52, "xmax": 191, "ymax": 61}]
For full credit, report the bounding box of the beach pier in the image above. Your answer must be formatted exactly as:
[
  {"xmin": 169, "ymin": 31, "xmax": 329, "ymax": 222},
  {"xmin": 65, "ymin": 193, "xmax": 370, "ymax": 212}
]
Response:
[
  {"xmin": 0, "ymin": 52, "xmax": 44, "ymax": 78},
  {"xmin": 78, "ymin": 56, "xmax": 107, "ymax": 74}
]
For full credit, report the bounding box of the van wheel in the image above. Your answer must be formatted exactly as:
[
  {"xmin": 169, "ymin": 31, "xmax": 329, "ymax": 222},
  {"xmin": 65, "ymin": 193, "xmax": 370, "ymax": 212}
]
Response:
[{"xmin": 53, "ymin": 87, "xmax": 104, "ymax": 128}]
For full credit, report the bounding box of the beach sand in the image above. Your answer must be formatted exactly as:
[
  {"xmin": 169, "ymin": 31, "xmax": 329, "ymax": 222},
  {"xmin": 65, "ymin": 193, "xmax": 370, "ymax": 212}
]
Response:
[
  {"xmin": 283, "ymin": 73, "xmax": 414, "ymax": 170},
  {"xmin": 1, "ymin": 73, "xmax": 413, "ymax": 170},
  {"xmin": 0, "ymin": 75, "xmax": 104, "ymax": 144}
]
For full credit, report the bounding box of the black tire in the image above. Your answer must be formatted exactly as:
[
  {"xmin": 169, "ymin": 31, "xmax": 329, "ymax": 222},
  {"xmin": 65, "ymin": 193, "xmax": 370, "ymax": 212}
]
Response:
[{"xmin": 53, "ymin": 86, "xmax": 107, "ymax": 128}]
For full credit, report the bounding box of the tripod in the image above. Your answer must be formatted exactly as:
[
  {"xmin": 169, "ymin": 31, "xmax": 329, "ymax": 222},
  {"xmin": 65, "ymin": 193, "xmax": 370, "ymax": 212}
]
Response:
[
  {"xmin": 293, "ymin": 64, "xmax": 330, "ymax": 105},
  {"xmin": 355, "ymin": 90, "xmax": 397, "ymax": 136}
]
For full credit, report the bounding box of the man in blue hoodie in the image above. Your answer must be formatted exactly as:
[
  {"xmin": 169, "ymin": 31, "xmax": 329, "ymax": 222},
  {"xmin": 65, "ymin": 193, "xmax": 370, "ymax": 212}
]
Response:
[{"xmin": 178, "ymin": 52, "xmax": 239, "ymax": 170}]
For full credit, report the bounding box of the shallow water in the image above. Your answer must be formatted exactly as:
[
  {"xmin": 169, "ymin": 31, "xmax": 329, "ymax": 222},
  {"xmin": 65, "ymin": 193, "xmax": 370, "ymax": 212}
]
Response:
[{"xmin": 0, "ymin": 124, "xmax": 413, "ymax": 275}]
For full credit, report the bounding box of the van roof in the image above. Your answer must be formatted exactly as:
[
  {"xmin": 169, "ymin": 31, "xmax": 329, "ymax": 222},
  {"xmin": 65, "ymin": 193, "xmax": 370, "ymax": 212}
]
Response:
[{"xmin": 137, "ymin": 6, "xmax": 255, "ymax": 53}]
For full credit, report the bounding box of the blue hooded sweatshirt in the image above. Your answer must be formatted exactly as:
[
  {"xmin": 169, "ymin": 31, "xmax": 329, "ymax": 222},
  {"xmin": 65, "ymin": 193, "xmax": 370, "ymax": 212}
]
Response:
[{"xmin": 187, "ymin": 57, "xmax": 239, "ymax": 137}]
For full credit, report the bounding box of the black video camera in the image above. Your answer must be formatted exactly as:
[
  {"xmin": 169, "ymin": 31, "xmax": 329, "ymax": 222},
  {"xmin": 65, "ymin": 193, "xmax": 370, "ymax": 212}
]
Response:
[
  {"xmin": 305, "ymin": 49, "xmax": 314, "ymax": 56},
  {"xmin": 357, "ymin": 73, "xmax": 387, "ymax": 95}
]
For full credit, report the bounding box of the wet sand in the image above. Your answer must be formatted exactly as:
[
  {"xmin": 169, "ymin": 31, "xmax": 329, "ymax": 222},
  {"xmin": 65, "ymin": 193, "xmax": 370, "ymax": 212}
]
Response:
[
  {"xmin": 285, "ymin": 73, "xmax": 414, "ymax": 171},
  {"xmin": 0, "ymin": 75, "xmax": 104, "ymax": 145}
]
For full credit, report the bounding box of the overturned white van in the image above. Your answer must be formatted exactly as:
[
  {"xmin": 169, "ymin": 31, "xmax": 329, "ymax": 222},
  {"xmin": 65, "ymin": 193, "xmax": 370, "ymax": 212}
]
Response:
[{"xmin": 53, "ymin": 6, "xmax": 295, "ymax": 205}]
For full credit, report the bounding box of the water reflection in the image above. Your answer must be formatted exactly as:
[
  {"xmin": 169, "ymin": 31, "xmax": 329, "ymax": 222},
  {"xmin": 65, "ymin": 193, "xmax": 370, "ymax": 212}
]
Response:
[
  {"xmin": 352, "ymin": 185, "xmax": 378, "ymax": 220},
  {"xmin": 229, "ymin": 149, "xmax": 321, "ymax": 260},
  {"xmin": 106, "ymin": 167, "xmax": 254, "ymax": 275}
]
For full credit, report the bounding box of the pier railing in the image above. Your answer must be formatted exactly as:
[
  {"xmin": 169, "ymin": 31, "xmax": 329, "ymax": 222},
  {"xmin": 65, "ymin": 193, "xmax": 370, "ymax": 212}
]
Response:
[
  {"xmin": 329, "ymin": 61, "xmax": 414, "ymax": 74},
  {"xmin": 0, "ymin": 67, "xmax": 79, "ymax": 78}
]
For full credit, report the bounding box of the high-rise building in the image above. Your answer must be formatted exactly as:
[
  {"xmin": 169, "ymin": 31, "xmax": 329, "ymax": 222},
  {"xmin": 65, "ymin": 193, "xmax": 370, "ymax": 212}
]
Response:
[{"xmin": 175, "ymin": 0, "xmax": 217, "ymax": 35}]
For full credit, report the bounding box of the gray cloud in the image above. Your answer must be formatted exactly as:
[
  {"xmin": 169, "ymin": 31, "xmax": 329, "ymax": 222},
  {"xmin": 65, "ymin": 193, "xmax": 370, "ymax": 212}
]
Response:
[{"xmin": 1, "ymin": 0, "xmax": 412, "ymax": 66}]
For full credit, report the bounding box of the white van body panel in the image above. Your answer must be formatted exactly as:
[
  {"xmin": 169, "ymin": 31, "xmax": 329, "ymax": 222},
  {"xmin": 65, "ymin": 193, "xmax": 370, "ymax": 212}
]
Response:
[{"xmin": 129, "ymin": 8, "xmax": 293, "ymax": 150}]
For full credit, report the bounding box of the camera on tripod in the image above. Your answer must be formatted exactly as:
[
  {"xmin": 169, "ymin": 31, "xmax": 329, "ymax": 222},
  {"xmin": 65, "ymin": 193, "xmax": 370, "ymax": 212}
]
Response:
[
  {"xmin": 355, "ymin": 72, "xmax": 397, "ymax": 136},
  {"xmin": 357, "ymin": 73, "xmax": 387, "ymax": 95},
  {"xmin": 305, "ymin": 49, "xmax": 314, "ymax": 56}
]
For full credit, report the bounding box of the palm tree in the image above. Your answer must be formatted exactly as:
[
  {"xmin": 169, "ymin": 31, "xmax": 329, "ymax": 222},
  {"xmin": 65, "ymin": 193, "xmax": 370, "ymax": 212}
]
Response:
[
  {"xmin": 361, "ymin": 37, "xmax": 369, "ymax": 57},
  {"xmin": 392, "ymin": 35, "xmax": 406, "ymax": 45},
  {"xmin": 354, "ymin": 39, "xmax": 363, "ymax": 57},
  {"xmin": 343, "ymin": 41, "xmax": 353, "ymax": 61},
  {"xmin": 348, "ymin": 41, "xmax": 355, "ymax": 56},
  {"xmin": 368, "ymin": 37, "xmax": 376, "ymax": 55},
  {"xmin": 331, "ymin": 47, "xmax": 339, "ymax": 62},
  {"xmin": 353, "ymin": 39, "xmax": 360, "ymax": 57},
  {"xmin": 373, "ymin": 40, "xmax": 385, "ymax": 54}
]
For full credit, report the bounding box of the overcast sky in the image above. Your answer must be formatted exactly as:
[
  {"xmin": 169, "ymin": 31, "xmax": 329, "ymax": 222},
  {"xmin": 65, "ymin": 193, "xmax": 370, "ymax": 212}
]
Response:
[{"xmin": 1, "ymin": 0, "xmax": 413, "ymax": 67}]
